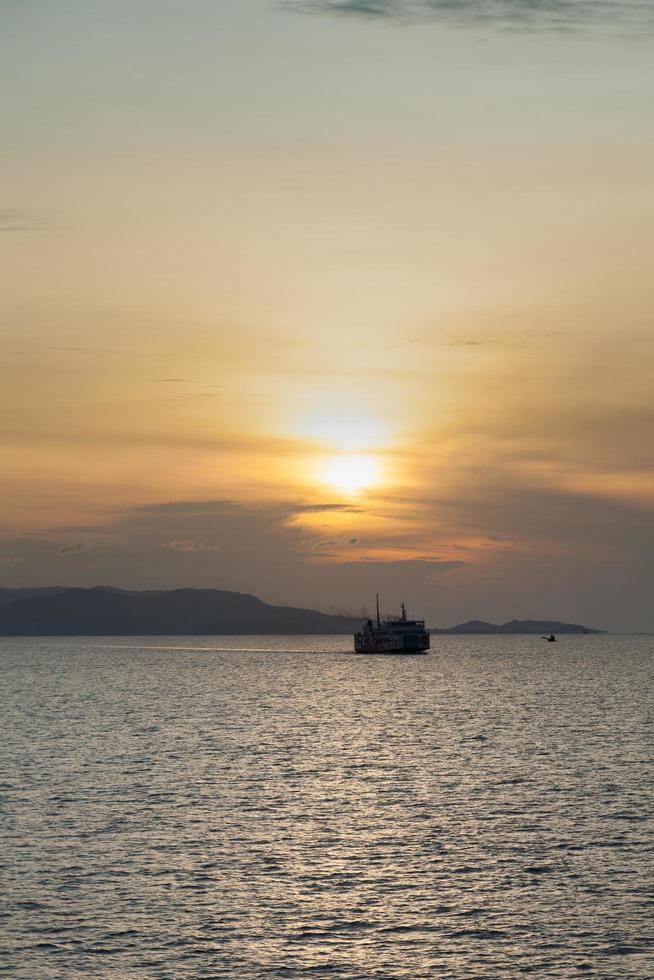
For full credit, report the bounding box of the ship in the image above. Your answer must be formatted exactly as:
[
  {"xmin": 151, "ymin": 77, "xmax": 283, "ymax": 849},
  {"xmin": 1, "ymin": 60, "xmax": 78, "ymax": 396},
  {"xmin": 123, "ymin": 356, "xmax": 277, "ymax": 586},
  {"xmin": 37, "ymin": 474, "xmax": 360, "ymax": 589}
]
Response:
[{"xmin": 354, "ymin": 596, "xmax": 430, "ymax": 655}]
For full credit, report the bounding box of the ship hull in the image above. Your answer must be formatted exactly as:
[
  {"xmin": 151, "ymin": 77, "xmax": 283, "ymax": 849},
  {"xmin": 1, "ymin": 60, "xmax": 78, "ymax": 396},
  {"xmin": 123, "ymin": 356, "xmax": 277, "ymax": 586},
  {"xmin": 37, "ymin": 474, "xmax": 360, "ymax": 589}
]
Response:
[
  {"xmin": 353, "ymin": 635, "xmax": 430, "ymax": 655},
  {"xmin": 354, "ymin": 647, "xmax": 429, "ymax": 655}
]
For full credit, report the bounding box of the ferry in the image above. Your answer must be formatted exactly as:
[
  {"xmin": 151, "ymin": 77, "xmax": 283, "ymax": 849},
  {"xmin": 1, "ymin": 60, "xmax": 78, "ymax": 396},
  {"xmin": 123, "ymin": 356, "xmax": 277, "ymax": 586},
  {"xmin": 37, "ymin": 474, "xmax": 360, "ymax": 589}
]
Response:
[{"xmin": 354, "ymin": 596, "xmax": 430, "ymax": 655}]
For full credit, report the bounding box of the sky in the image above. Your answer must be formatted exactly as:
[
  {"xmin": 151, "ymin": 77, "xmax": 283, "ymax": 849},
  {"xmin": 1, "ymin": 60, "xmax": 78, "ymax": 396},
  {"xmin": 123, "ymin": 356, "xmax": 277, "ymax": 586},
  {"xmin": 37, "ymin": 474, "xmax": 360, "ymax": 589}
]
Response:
[{"xmin": 2, "ymin": 0, "xmax": 654, "ymax": 630}]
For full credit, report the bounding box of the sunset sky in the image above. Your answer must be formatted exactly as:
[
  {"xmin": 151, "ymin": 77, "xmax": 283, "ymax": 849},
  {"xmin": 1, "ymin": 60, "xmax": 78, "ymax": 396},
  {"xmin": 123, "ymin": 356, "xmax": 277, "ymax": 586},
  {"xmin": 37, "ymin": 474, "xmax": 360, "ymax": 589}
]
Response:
[{"xmin": 2, "ymin": 1, "xmax": 654, "ymax": 629}]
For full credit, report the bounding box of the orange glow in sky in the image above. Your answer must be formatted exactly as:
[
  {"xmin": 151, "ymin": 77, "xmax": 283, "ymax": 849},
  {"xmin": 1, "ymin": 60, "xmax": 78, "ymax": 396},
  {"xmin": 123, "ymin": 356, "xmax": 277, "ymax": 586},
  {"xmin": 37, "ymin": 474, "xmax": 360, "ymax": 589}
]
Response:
[{"xmin": 2, "ymin": 1, "xmax": 654, "ymax": 629}]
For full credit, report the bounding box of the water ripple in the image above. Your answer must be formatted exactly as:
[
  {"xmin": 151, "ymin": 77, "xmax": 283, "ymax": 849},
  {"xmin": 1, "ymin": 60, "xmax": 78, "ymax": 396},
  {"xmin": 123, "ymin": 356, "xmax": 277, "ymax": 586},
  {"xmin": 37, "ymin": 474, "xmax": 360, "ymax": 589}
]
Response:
[{"xmin": 1, "ymin": 633, "xmax": 652, "ymax": 978}]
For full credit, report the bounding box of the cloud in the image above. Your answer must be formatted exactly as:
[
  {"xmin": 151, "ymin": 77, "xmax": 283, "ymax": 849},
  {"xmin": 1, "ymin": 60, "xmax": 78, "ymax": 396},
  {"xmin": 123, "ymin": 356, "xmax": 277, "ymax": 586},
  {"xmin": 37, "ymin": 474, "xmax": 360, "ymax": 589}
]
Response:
[
  {"xmin": 133, "ymin": 500, "xmax": 239, "ymax": 516},
  {"xmin": 0, "ymin": 208, "xmax": 46, "ymax": 232},
  {"xmin": 289, "ymin": 502, "xmax": 362, "ymax": 514},
  {"xmin": 0, "ymin": 498, "xmax": 470, "ymax": 615},
  {"xmin": 303, "ymin": 0, "xmax": 390, "ymax": 14},
  {"xmin": 311, "ymin": 535, "xmax": 361, "ymax": 550},
  {"xmin": 3, "ymin": 474, "xmax": 654, "ymax": 628},
  {"xmin": 53, "ymin": 346, "xmax": 119, "ymax": 357},
  {"xmin": 57, "ymin": 542, "xmax": 90, "ymax": 555},
  {"xmin": 449, "ymin": 339, "xmax": 502, "ymax": 347},
  {"xmin": 163, "ymin": 539, "xmax": 221, "ymax": 553},
  {"xmin": 285, "ymin": 0, "xmax": 654, "ymax": 30}
]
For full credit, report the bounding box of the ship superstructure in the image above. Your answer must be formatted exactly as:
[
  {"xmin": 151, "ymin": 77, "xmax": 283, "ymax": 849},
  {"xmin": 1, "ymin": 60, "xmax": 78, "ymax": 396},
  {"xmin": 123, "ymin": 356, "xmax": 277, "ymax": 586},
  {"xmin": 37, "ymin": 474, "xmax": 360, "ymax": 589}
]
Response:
[{"xmin": 354, "ymin": 596, "xmax": 430, "ymax": 654}]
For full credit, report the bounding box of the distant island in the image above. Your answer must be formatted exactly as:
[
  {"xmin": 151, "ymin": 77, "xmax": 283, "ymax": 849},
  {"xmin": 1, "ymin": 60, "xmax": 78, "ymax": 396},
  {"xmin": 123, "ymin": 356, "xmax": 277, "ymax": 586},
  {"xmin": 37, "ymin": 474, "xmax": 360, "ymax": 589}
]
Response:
[
  {"xmin": 0, "ymin": 587, "xmax": 601, "ymax": 636},
  {"xmin": 430, "ymin": 619, "xmax": 602, "ymax": 635}
]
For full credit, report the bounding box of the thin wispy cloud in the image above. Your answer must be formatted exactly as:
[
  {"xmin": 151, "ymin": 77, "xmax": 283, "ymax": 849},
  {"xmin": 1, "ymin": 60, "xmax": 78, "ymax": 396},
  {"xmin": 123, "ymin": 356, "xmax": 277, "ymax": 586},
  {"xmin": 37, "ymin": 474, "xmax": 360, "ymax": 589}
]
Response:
[
  {"xmin": 53, "ymin": 346, "xmax": 119, "ymax": 357},
  {"xmin": 57, "ymin": 542, "xmax": 90, "ymax": 555},
  {"xmin": 285, "ymin": 0, "xmax": 654, "ymax": 30},
  {"xmin": 290, "ymin": 502, "xmax": 362, "ymax": 513},
  {"xmin": 0, "ymin": 208, "xmax": 46, "ymax": 232},
  {"xmin": 449, "ymin": 339, "xmax": 502, "ymax": 347},
  {"xmin": 163, "ymin": 539, "xmax": 221, "ymax": 553}
]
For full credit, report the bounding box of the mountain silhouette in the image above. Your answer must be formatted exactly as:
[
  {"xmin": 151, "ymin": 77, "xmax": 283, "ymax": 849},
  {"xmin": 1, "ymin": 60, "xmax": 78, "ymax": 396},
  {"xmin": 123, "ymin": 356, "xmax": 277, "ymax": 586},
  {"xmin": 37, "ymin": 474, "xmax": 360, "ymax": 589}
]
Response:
[
  {"xmin": 0, "ymin": 587, "xmax": 600, "ymax": 636},
  {"xmin": 0, "ymin": 587, "xmax": 361, "ymax": 635}
]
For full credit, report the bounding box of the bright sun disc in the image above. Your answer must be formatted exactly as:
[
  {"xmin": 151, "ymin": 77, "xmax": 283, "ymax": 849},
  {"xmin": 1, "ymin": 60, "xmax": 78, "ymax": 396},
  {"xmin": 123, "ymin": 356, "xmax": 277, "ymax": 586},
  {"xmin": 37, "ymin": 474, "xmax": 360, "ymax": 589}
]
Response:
[{"xmin": 322, "ymin": 454, "xmax": 379, "ymax": 494}]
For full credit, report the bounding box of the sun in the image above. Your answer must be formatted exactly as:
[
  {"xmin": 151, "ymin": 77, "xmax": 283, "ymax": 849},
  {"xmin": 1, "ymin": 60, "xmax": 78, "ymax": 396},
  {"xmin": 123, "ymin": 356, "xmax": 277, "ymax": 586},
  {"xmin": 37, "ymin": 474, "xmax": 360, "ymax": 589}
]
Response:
[{"xmin": 322, "ymin": 454, "xmax": 379, "ymax": 494}]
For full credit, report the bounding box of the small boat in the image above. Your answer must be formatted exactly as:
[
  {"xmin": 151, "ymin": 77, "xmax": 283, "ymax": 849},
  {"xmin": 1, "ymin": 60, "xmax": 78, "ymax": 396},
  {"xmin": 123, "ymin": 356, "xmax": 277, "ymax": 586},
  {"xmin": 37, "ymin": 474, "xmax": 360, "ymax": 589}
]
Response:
[{"xmin": 354, "ymin": 595, "xmax": 430, "ymax": 655}]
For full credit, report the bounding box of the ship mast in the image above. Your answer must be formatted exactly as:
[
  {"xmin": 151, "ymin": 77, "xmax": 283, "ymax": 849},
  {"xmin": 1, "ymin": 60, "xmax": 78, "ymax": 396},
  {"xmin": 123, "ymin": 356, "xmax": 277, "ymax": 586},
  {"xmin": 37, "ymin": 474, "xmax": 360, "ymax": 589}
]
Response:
[{"xmin": 376, "ymin": 593, "xmax": 380, "ymax": 628}]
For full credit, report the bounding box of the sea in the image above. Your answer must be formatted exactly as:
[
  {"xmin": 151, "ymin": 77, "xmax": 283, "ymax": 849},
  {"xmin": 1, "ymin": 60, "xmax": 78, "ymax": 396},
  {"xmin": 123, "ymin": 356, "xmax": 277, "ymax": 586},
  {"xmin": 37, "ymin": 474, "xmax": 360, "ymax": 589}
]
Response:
[{"xmin": 1, "ymin": 634, "xmax": 652, "ymax": 979}]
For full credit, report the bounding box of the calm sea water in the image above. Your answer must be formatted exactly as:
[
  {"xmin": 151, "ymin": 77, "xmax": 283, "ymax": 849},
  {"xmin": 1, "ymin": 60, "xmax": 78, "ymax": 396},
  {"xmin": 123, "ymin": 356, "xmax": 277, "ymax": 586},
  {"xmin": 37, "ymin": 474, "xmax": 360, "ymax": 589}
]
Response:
[{"xmin": 1, "ymin": 634, "xmax": 652, "ymax": 978}]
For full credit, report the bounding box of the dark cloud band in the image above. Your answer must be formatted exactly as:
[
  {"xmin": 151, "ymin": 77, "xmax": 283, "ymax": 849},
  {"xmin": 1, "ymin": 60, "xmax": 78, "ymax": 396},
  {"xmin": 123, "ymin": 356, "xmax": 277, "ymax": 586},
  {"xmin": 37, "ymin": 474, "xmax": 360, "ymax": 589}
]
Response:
[{"xmin": 285, "ymin": 0, "xmax": 654, "ymax": 29}]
